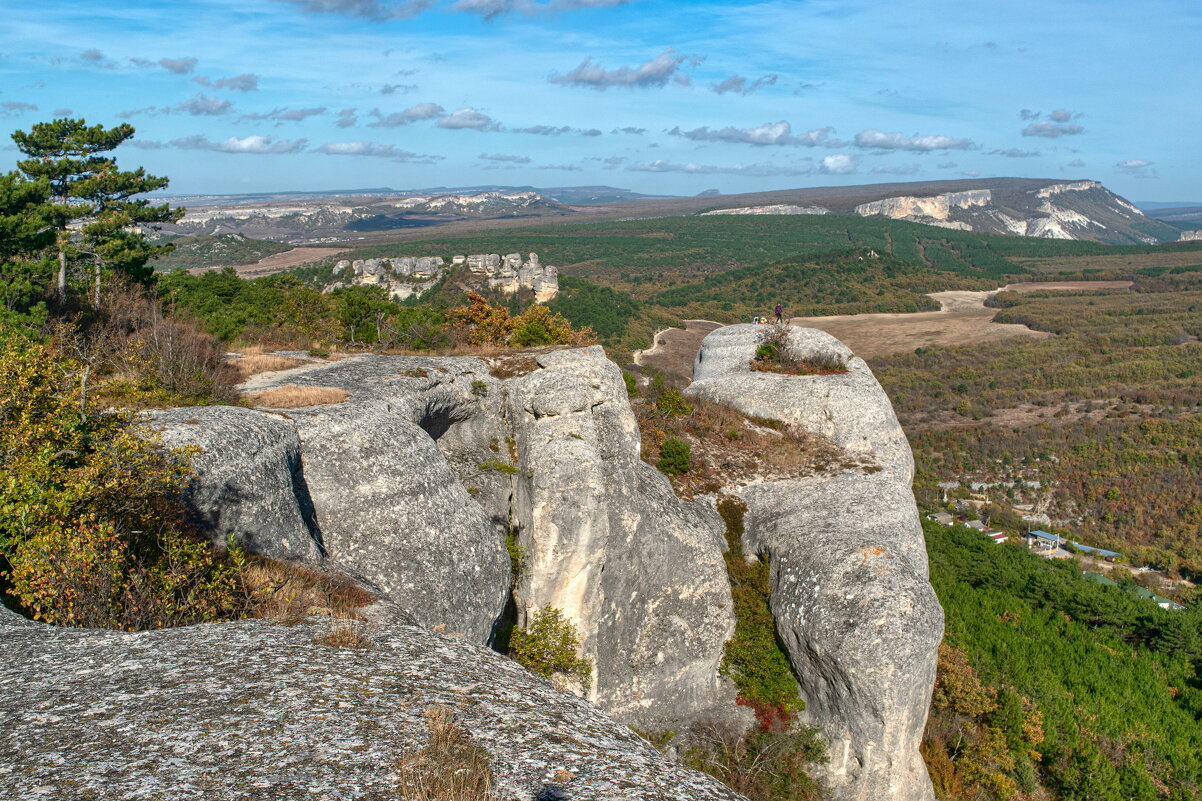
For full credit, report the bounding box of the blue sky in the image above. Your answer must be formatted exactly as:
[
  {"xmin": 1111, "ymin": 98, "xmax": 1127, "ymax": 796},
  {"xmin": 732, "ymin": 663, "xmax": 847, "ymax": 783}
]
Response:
[{"xmin": 2, "ymin": 0, "xmax": 1197, "ymax": 200}]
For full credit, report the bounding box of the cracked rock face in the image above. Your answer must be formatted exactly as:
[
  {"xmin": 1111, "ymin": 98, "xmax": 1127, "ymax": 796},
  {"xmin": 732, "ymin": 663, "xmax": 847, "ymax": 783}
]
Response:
[
  {"xmin": 146, "ymin": 406, "xmax": 323, "ymax": 563},
  {"xmin": 507, "ymin": 348, "xmax": 735, "ymax": 725},
  {"xmin": 0, "ymin": 611, "xmax": 748, "ymax": 801},
  {"xmin": 154, "ymin": 348, "xmax": 735, "ymax": 729},
  {"xmin": 687, "ymin": 324, "xmax": 943, "ymax": 801}
]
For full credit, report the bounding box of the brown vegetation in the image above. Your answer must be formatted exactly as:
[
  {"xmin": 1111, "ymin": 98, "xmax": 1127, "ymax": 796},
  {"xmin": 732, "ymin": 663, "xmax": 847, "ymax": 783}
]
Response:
[
  {"xmin": 396, "ymin": 706, "xmax": 498, "ymax": 801},
  {"xmin": 237, "ymin": 555, "xmax": 373, "ymax": 623},
  {"xmin": 635, "ymin": 380, "xmax": 874, "ymax": 499},
  {"xmin": 248, "ymin": 384, "xmax": 350, "ymax": 408},
  {"xmin": 230, "ymin": 352, "xmax": 310, "ymax": 381}
]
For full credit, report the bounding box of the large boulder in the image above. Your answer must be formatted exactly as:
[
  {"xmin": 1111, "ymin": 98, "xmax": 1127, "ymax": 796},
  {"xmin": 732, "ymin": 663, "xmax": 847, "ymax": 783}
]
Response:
[
  {"xmin": 687, "ymin": 325, "xmax": 943, "ymax": 801},
  {"xmin": 0, "ymin": 610, "xmax": 748, "ymax": 801},
  {"xmin": 146, "ymin": 406, "xmax": 322, "ymax": 563}
]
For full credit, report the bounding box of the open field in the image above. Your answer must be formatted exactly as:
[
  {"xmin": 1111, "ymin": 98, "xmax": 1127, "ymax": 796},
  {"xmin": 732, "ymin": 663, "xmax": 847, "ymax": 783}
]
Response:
[
  {"xmin": 189, "ymin": 247, "xmax": 346, "ymax": 277},
  {"xmin": 1016, "ymin": 250, "xmax": 1202, "ymax": 273},
  {"xmin": 635, "ymin": 281, "xmax": 1133, "ymax": 373}
]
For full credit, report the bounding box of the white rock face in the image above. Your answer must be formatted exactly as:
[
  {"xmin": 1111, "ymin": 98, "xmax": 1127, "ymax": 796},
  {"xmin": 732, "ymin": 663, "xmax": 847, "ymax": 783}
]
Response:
[
  {"xmin": 464, "ymin": 252, "xmax": 559, "ymax": 301},
  {"xmin": 328, "ymin": 251, "xmax": 558, "ymax": 301},
  {"xmin": 855, "ymin": 189, "xmax": 991, "ymax": 221},
  {"xmin": 687, "ymin": 325, "xmax": 943, "ymax": 801},
  {"xmin": 701, "ymin": 204, "xmax": 829, "ymax": 216},
  {"xmin": 1180, "ymin": 230, "xmax": 1202, "ymax": 242},
  {"xmin": 1035, "ymin": 180, "xmax": 1103, "ymax": 198}
]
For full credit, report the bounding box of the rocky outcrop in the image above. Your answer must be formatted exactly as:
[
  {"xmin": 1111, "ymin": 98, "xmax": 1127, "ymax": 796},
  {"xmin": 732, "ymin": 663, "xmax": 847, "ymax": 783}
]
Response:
[
  {"xmin": 505, "ymin": 348, "xmax": 735, "ymax": 724},
  {"xmin": 855, "ymin": 189, "xmax": 992, "ymax": 222},
  {"xmin": 158, "ymin": 348, "xmax": 734, "ymax": 729},
  {"xmin": 465, "ymin": 252, "xmax": 559, "ymax": 301},
  {"xmin": 852, "ymin": 181, "xmax": 1175, "ymax": 244},
  {"xmin": 146, "ymin": 406, "xmax": 323, "ymax": 563},
  {"xmin": 701, "ymin": 204, "xmax": 829, "ymax": 216},
  {"xmin": 326, "ymin": 251, "xmax": 558, "ymax": 301},
  {"xmin": 687, "ymin": 325, "xmax": 943, "ymax": 801},
  {"xmin": 0, "ymin": 611, "xmax": 746, "ymax": 801},
  {"xmin": 329, "ymin": 255, "xmax": 445, "ymax": 300},
  {"xmin": 1180, "ymin": 229, "xmax": 1202, "ymax": 242}
]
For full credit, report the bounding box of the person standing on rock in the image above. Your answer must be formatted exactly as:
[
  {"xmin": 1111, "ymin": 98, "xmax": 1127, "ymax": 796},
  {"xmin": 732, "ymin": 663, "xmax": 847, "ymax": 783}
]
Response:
[{"xmin": 774, "ymin": 304, "xmax": 784, "ymax": 324}]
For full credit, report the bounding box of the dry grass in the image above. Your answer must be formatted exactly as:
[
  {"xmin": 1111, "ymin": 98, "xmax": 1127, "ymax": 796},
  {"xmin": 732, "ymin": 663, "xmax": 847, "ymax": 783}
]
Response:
[
  {"xmin": 238, "ymin": 555, "xmax": 374, "ymax": 623},
  {"xmin": 397, "ymin": 706, "xmax": 498, "ymax": 801},
  {"xmin": 637, "ymin": 394, "xmax": 877, "ymax": 499},
  {"xmin": 248, "ymin": 384, "xmax": 350, "ymax": 408},
  {"xmin": 315, "ymin": 619, "xmax": 374, "ymax": 649},
  {"xmin": 231, "ymin": 353, "xmax": 310, "ymax": 380}
]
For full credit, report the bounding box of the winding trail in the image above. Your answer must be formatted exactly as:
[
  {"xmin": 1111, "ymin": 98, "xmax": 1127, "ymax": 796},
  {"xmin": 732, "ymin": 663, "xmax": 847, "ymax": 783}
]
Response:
[{"xmin": 632, "ymin": 280, "xmax": 1132, "ymax": 375}]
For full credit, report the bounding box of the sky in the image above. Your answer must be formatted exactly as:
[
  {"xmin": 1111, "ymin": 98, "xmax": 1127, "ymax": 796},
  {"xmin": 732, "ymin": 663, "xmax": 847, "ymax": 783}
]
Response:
[{"xmin": 1, "ymin": 0, "xmax": 1198, "ymax": 200}]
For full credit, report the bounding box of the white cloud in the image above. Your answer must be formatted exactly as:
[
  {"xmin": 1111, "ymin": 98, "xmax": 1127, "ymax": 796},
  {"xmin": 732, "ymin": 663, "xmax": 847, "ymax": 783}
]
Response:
[
  {"xmin": 1115, "ymin": 159, "xmax": 1156, "ymax": 178},
  {"xmin": 0, "ymin": 101, "xmax": 38, "ymax": 117},
  {"xmin": 480, "ymin": 152, "xmax": 531, "ymax": 163},
  {"xmin": 627, "ymin": 159, "xmax": 817, "ymax": 177},
  {"xmin": 711, "ymin": 74, "xmax": 778, "ymax": 95},
  {"xmin": 870, "ymin": 164, "xmax": 920, "ymax": 175},
  {"xmin": 195, "ymin": 74, "xmax": 260, "ymax": 92},
  {"xmin": 159, "ymin": 57, "xmax": 198, "ymax": 74},
  {"xmin": 990, "ymin": 148, "xmax": 1041, "ymax": 158},
  {"xmin": 854, "ymin": 129, "xmax": 976, "ymax": 152},
  {"xmin": 336, "ymin": 108, "xmax": 357, "ymax": 128},
  {"xmin": 317, "ymin": 141, "xmax": 442, "ymax": 161},
  {"xmin": 1022, "ymin": 120, "xmax": 1084, "ymax": 138},
  {"xmin": 452, "ymin": 0, "xmax": 630, "ymax": 18},
  {"xmin": 820, "ymin": 154, "xmax": 857, "ymax": 174},
  {"xmin": 550, "ymin": 48, "xmax": 700, "ymax": 90},
  {"xmin": 276, "ymin": 0, "xmax": 435, "ymax": 21},
  {"xmin": 171, "ymin": 135, "xmax": 308, "ymax": 154},
  {"xmin": 368, "ymin": 102, "xmax": 445, "ymax": 127},
  {"xmin": 437, "ymin": 107, "xmax": 500, "ymax": 130},
  {"xmin": 241, "ymin": 106, "xmax": 326, "ymax": 122},
  {"xmin": 670, "ymin": 121, "xmax": 837, "ymax": 147}
]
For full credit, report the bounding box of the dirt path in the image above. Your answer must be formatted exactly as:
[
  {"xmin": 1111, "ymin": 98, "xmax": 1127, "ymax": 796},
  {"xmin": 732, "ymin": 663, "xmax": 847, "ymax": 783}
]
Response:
[
  {"xmin": 633, "ymin": 320, "xmax": 723, "ymax": 378},
  {"xmin": 633, "ymin": 280, "xmax": 1133, "ymax": 376},
  {"xmin": 790, "ymin": 281, "xmax": 1133, "ymax": 360},
  {"xmin": 189, "ymin": 247, "xmax": 346, "ymax": 277}
]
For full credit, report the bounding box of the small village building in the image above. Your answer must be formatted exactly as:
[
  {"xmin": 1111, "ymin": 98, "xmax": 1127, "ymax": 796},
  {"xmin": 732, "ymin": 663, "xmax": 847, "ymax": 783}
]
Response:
[
  {"xmin": 1070, "ymin": 542, "xmax": 1123, "ymax": 561},
  {"xmin": 965, "ymin": 520, "xmax": 987, "ymax": 532},
  {"xmin": 927, "ymin": 513, "xmax": 955, "ymax": 526}
]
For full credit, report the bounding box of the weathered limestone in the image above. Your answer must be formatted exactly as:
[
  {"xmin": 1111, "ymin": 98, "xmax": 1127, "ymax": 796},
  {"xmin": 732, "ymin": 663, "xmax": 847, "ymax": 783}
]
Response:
[
  {"xmin": 0, "ymin": 611, "xmax": 748, "ymax": 801},
  {"xmin": 146, "ymin": 406, "xmax": 323, "ymax": 562},
  {"xmin": 506, "ymin": 347, "xmax": 736, "ymax": 725},
  {"xmin": 701, "ymin": 204, "xmax": 829, "ymax": 216},
  {"xmin": 464, "ymin": 251, "xmax": 559, "ymax": 300},
  {"xmin": 687, "ymin": 324, "xmax": 943, "ymax": 801},
  {"xmin": 854, "ymin": 189, "xmax": 992, "ymax": 221},
  {"xmin": 327, "ymin": 251, "xmax": 558, "ymax": 300},
  {"xmin": 286, "ymin": 400, "xmax": 510, "ymax": 643}
]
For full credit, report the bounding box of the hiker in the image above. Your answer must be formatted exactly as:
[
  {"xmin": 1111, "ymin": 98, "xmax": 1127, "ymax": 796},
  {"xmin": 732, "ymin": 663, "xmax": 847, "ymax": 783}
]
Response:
[{"xmin": 774, "ymin": 304, "xmax": 783, "ymax": 324}]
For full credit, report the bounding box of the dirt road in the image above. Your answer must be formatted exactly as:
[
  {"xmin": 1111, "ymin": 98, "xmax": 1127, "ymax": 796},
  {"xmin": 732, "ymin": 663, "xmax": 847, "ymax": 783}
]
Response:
[
  {"xmin": 188, "ymin": 247, "xmax": 346, "ymax": 278},
  {"xmin": 632, "ymin": 280, "xmax": 1133, "ymax": 375}
]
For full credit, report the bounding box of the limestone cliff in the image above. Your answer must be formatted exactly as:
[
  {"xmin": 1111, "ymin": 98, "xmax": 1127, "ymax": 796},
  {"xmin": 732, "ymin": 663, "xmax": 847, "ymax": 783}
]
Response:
[
  {"xmin": 112, "ymin": 333, "xmax": 942, "ymax": 800},
  {"xmin": 326, "ymin": 251, "xmax": 558, "ymax": 301},
  {"xmin": 687, "ymin": 325, "xmax": 943, "ymax": 801},
  {"xmin": 853, "ymin": 181, "xmax": 1174, "ymax": 244},
  {"xmin": 701, "ymin": 204, "xmax": 829, "ymax": 216}
]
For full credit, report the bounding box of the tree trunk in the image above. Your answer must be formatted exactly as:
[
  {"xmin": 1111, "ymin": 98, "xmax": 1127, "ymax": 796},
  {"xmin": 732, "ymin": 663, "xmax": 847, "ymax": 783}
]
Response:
[
  {"xmin": 58, "ymin": 249, "xmax": 67, "ymax": 300},
  {"xmin": 94, "ymin": 261, "xmax": 102, "ymax": 307}
]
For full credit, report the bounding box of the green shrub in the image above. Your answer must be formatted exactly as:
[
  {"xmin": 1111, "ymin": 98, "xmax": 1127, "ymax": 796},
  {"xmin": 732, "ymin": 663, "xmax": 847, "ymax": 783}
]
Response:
[
  {"xmin": 622, "ymin": 370, "xmax": 638, "ymax": 396},
  {"xmin": 471, "ymin": 379, "xmax": 489, "ymax": 396},
  {"xmin": 655, "ymin": 388, "xmax": 693, "ymax": 417},
  {"xmin": 509, "ymin": 607, "xmax": 592, "ymax": 691},
  {"xmin": 716, "ymin": 497, "xmax": 804, "ymax": 721},
  {"xmin": 477, "ymin": 459, "xmax": 519, "ymax": 475},
  {"xmin": 0, "ymin": 333, "xmax": 240, "ymax": 629},
  {"xmin": 657, "ymin": 437, "xmax": 691, "ymax": 475}
]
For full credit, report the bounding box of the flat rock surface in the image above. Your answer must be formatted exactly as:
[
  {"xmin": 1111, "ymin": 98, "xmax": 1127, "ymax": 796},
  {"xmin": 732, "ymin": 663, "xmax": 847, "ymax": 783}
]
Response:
[{"xmin": 0, "ymin": 613, "xmax": 747, "ymax": 801}]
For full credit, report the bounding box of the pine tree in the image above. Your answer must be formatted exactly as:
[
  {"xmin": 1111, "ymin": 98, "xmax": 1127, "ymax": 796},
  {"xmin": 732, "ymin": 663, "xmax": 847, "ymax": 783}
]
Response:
[{"xmin": 11, "ymin": 118, "xmax": 183, "ymax": 303}]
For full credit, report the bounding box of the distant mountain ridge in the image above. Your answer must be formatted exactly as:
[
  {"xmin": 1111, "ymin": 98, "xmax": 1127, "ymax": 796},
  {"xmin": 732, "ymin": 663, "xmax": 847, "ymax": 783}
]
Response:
[{"xmin": 158, "ymin": 178, "xmax": 1181, "ymax": 246}]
